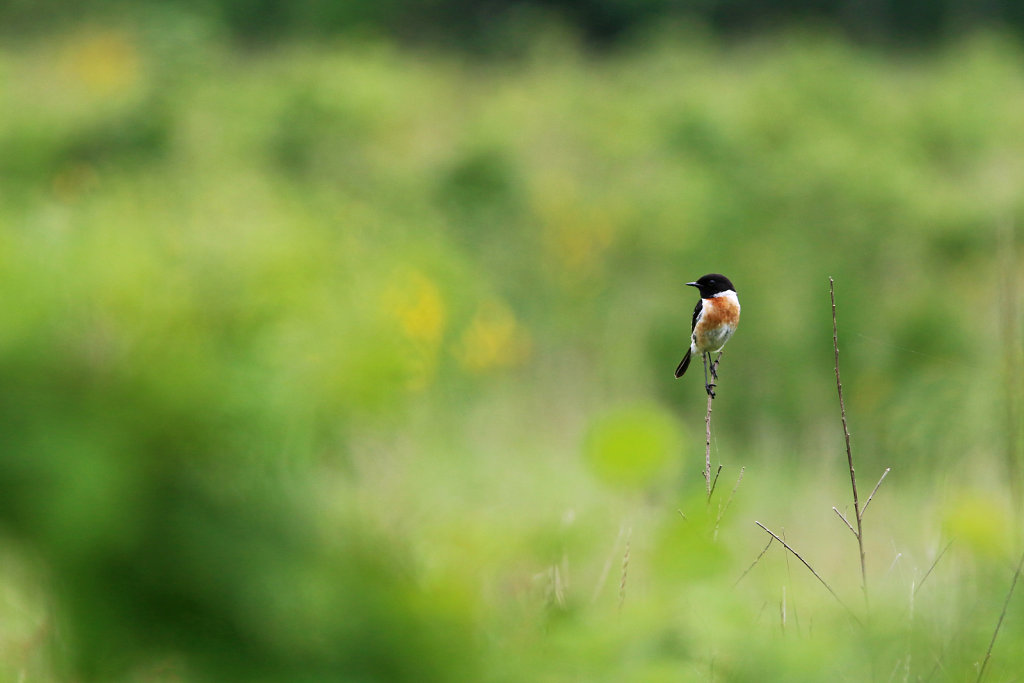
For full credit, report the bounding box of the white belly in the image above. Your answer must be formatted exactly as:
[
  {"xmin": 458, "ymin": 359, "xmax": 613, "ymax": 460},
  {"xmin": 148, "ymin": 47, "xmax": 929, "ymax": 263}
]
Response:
[{"xmin": 693, "ymin": 323, "xmax": 735, "ymax": 353}]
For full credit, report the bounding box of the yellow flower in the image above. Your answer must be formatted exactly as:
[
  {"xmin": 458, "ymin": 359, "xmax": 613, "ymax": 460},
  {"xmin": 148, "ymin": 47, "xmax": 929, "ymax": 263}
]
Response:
[
  {"xmin": 384, "ymin": 270, "xmax": 446, "ymax": 389},
  {"xmin": 389, "ymin": 271, "xmax": 445, "ymax": 346},
  {"xmin": 61, "ymin": 29, "xmax": 141, "ymax": 96},
  {"xmin": 530, "ymin": 174, "xmax": 615, "ymax": 283},
  {"xmin": 456, "ymin": 299, "xmax": 531, "ymax": 373}
]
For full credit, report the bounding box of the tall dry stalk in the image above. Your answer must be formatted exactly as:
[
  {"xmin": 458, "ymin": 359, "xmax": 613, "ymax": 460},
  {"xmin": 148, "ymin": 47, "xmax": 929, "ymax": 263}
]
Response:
[
  {"xmin": 830, "ymin": 277, "xmax": 867, "ymax": 600},
  {"xmin": 703, "ymin": 352, "xmax": 726, "ymax": 501},
  {"xmin": 754, "ymin": 521, "xmax": 862, "ymax": 626},
  {"xmin": 830, "ymin": 277, "xmax": 889, "ymax": 607},
  {"xmin": 704, "ymin": 391, "xmax": 713, "ymax": 498},
  {"xmin": 977, "ymin": 548, "xmax": 1024, "ymax": 682}
]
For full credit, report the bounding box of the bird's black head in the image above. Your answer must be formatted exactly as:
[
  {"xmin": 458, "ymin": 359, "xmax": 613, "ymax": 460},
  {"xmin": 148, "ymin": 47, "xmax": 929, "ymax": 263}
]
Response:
[{"xmin": 686, "ymin": 273, "xmax": 735, "ymax": 298}]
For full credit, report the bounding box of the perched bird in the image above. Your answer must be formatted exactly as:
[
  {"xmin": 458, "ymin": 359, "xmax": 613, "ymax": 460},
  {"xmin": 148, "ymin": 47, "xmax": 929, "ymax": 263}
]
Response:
[{"xmin": 674, "ymin": 273, "xmax": 740, "ymax": 398}]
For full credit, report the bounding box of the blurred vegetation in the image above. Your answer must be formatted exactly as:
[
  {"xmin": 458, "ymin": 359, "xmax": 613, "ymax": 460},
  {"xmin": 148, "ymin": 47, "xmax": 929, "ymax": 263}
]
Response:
[
  {"xmin": 0, "ymin": 17, "xmax": 1023, "ymax": 682},
  {"xmin": 4, "ymin": 0, "xmax": 1024, "ymax": 47}
]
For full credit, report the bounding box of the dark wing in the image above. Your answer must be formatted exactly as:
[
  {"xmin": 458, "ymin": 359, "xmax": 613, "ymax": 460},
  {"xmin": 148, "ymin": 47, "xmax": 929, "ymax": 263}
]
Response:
[
  {"xmin": 674, "ymin": 348, "xmax": 691, "ymax": 378},
  {"xmin": 675, "ymin": 299, "xmax": 702, "ymax": 378}
]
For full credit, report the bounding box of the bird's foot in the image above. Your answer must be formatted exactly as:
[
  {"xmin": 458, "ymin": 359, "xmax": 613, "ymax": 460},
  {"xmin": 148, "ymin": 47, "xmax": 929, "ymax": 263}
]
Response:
[{"xmin": 705, "ymin": 383, "xmax": 717, "ymax": 399}]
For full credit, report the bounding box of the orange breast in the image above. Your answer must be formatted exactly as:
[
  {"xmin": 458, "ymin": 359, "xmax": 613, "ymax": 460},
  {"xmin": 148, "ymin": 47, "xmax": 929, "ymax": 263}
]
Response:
[{"xmin": 699, "ymin": 297, "xmax": 740, "ymax": 328}]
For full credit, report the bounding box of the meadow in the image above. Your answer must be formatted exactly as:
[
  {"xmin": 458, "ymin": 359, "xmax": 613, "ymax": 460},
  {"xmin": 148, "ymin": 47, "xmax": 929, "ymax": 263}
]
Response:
[{"xmin": 0, "ymin": 21, "xmax": 1023, "ymax": 681}]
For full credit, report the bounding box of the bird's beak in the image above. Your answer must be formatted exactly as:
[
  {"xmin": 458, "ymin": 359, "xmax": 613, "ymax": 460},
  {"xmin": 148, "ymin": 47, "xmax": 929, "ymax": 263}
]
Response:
[{"xmin": 686, "ymin": 281, "xmax": 698, "ymax": 288}]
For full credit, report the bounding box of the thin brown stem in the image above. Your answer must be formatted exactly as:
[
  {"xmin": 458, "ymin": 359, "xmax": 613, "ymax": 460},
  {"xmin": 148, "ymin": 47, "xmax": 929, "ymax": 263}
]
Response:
[
  {"xmin": 913, "ymin": 540, "xmax": 952, "ymax": 598},
  {"xmin": 755, "ymin": 521, "xmax": 862, "ymax": 626},
  {"xmin": 714, "ymin": 466, "xmax": 745, "ymax": 540},
  {"xmin": 704, "ymin": 391, "xmax": 713, "ymax": 499},
  {"xmin": 861, "ymin": 467, "xmax": 891, "ymax": 518},
  {"xmin": 780, "ymin": 585, "xmax": 787, "ymax": 634},
  {"xmin": 618, "ymin": 527, "xmax": 632, "ymax": 613},
  {"xmin": 832, "ymin": 506, "xmax": 857, "ymax": 537},
  {"xmin": 831, "ymin": 277, "xmax": 868, "ymax": 603},
  {"xmin": 976, "ymin": 547, "xmax": 1024, "ymax": 682},
  {"xmin": 735, "ymin": 537, "xmax": 774, "ymax": 586},
  {"xmin": 708, "ymin": 464, "xmax": 723, "ymax": 499}
]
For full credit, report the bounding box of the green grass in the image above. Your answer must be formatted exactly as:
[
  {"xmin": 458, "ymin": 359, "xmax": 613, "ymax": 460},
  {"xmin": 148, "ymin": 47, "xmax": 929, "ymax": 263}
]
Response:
[{"xmin": 0, "ymin": 22, "xmax": 1022, "ymax": 681}]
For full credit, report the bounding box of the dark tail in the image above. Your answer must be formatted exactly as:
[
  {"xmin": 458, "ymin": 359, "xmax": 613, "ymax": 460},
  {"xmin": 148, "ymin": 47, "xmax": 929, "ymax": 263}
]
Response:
[{"xmin": 674, "ymin": 349, "xmax": 691, "ymax": 378}]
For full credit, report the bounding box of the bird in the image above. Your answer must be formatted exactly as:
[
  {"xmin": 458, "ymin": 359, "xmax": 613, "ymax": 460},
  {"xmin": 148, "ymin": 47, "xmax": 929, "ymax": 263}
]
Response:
[{"xmin": 674, "ymin": 273, "xmax": 740, "ymax": 398}]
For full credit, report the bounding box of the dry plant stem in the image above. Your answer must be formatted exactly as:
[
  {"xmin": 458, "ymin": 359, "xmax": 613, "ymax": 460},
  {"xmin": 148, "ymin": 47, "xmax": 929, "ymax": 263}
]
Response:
[
  {"xmin": 976, "ymin": 547, "xmax": 1024, "ymax": 682},
  {"xmin": 708, "ymin": 464, "xmax": 723, "ymax": 498},
  {"xmin": 704, "ymin": 391, "xmax": 713, "ymax": 499},
  {"xmin": 913, "ymin": 540, "xmax": 953, "ymax": 597},
  {"xmin": 861, "ymin": 467, "xmax": 891, "ymax": 517},
  {"xmin": 735, "ymin": 537, "xmax": 774, "ymax": 586},
  {"xmin": 885, "ymin": 552, "xmax": 903, "ymax": 577},
  {"xmin": 831, "ymin": 277, "xmax": 868, "ymax": 603},
  {"xmin": 592, "ymin": 525, "xmax": 628, "ymax": 603},
  {"xmin": 832, "ymin": 507, "xmax": 856, "ymax": 536},
  {"xmin": 780, "ymin": 529, "xmax": 803, "ymax": 636},
  {"xmin": 618, "ymin": 527, "xmax": 632, "ymax": 613},
  {"xmin": 755, "ymin": 521, "xmax": 862, "ymax": 626},
  {"xmin": 714, "ymin": 467, "xmax": 745, "ymax": 540},
  {"xmin": 780, "ymin": 585, "xmax": 787, "ymax": 633}
]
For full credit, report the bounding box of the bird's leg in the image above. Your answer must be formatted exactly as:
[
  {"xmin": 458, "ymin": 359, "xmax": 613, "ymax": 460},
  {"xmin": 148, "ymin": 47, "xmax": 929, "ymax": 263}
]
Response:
[
  {"xmin": 703, "ymin": 352, "xmax": 716, "ymax": 398},
  {"xmin": 710, "ymin": 351, "xmax": 722, "ymax": 380}
]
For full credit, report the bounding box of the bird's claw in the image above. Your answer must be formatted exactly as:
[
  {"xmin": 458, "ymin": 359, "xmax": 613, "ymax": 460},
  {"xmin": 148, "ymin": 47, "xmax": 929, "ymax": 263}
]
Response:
[{"xmin": 705, "ymin": 383, "xmax": 717, "ymax": 399}]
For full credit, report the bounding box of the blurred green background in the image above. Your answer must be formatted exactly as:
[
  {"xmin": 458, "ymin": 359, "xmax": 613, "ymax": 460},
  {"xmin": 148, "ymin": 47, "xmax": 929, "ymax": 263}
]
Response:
[{"xmin": 1, "ymin": 2, "xmax": 1023, "ymax": 681}]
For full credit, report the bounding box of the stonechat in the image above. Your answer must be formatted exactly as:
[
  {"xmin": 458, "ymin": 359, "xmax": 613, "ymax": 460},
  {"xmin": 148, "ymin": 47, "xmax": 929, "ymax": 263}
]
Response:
[{"xmin": 674, "ymin": 273, "xmax": 740, "ymax": 398}]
